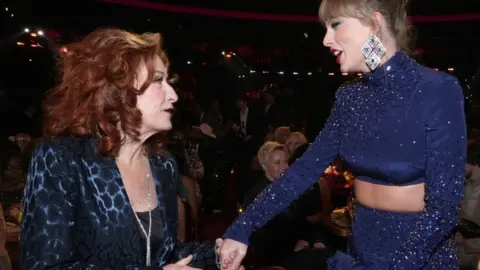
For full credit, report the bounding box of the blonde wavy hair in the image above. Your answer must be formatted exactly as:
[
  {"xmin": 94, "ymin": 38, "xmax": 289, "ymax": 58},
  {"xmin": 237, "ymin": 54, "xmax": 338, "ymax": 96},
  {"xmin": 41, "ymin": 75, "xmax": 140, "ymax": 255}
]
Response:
[{"xmin": 257, "ymin": 141, "xmax": 286, "ymax": 169}]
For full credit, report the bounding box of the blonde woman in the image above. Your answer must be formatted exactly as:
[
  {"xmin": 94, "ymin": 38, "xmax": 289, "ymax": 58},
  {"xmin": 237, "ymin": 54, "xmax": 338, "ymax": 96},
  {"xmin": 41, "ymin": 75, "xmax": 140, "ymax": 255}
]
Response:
[
  {"xmin": 219, "ymin": 0, "xmax": 466, "ymax": 268},
  {"xmin": 242, "ymin": 142, "xmax": 328, "ymax": 269}
]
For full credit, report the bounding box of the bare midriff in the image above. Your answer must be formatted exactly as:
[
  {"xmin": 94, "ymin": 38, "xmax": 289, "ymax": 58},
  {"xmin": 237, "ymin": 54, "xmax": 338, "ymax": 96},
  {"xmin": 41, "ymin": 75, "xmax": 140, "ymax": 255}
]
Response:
[{"xmin": 355, "ymin": 179, "xmax": 425, "ymax": 213}]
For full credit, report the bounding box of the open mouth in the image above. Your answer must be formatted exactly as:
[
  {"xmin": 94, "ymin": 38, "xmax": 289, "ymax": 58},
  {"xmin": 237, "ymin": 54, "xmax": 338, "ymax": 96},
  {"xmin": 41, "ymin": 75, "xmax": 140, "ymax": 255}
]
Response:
[
  {"xmin": 330, "ymin": 49, "xmax": 343, "ymax": 64},
  {"xmin": 164, "ymin": 108, "xmax": 175, "ymax": 115}
]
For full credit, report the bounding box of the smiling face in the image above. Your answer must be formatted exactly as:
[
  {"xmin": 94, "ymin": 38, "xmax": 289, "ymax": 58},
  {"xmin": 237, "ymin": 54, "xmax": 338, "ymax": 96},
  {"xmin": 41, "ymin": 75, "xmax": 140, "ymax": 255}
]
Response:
[
  {"xmin": 323, "ymin": 16, "xmax": 374, "ymax": 73},
  {"xmin": 136, "ymin": 55, "xmax": 178, "ymax": 135},
  {"xmin": 263, "ymin": 149, "xmax": 289, "ymax": 181}
]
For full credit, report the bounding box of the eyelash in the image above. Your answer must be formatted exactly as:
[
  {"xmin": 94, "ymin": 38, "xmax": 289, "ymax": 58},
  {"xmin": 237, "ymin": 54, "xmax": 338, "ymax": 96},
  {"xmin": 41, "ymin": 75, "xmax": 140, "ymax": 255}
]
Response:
[{"xmin": 331, "ymin": 22, "xmax": 341, "ymax": 29}]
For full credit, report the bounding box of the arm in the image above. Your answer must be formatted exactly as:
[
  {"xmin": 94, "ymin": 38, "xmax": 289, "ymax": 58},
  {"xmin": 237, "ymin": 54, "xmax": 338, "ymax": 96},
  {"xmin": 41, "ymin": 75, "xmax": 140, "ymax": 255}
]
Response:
[
  {"xmin": 181, "ymin": 175, "xmax": 200, "ymax": 234},
  {"xmin": 20, "ymin": 143, "xmax": 113, "ymax": 270},
  {"xmin": 388, "ymin": 77, "xmax": 467, "ymax": 269},
  {"xmin": 223, "ymin": 89, "xmax": 346, "ymax": 244},
  {"xmin": 177, "ymin": 196, "xmax": 187, "ymax": 242}
]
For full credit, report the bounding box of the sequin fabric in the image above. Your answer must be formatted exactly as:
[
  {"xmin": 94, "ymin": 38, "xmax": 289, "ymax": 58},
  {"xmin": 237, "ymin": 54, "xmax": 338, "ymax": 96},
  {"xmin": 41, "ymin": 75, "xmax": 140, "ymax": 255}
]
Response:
[
  {"xmin": 21, "ymin": 137, "xmax": 217, "ymax": 269},
  {"xmin": 223, "ymin": 51, "xmax": 466, "ymax": 269}
]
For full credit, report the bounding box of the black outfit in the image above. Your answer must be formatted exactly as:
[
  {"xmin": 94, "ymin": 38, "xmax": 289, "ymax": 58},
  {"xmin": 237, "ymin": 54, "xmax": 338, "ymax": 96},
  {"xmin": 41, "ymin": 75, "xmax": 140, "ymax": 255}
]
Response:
[
  {"xmin": 243, "ymin": 177, "xmax": 330, "ymax": 269},
  {"xmin": 289, "ymin": 144, "xmax": 322, "ymax": 216}
]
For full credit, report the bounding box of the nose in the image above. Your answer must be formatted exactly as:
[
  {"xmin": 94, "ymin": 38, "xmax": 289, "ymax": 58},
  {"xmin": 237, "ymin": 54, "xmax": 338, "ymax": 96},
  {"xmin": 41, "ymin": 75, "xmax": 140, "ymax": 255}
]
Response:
[
  {"xmin": 166, "ymin": 83, "xmax": 178, "ymax": 103},
  {"xmin": 323, "ymin": 28, "xmax": 333, "ymax": 47}
]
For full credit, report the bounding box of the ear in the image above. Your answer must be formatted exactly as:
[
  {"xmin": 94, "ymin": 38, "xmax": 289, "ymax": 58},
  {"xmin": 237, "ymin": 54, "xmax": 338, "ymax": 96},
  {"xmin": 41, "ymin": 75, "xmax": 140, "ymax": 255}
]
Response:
[
  {"xmin": 260, "ymin": 163, "xmax": 267, "ymax": 171},
  {"xmin": 371, "ymin": 12, "xmax": 385, "ymax": 33}
]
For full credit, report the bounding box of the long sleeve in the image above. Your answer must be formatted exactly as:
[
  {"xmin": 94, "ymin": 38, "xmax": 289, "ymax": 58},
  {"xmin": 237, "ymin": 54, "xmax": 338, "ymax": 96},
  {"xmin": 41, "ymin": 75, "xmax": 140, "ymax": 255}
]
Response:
[
  {"xmin": 20, "ymin": 143, "xmax": 112, "ymax": 270},
  {"xmin": 171, "ymin": 240, "xmax": 218, "ymax": 269},
  {"xmin": 387, "ymin": 77, "xmax": 467, "ymax": 269},
  {"xmin": 223, "ymin": 89, "xmax": 346, "ymax": 244}
]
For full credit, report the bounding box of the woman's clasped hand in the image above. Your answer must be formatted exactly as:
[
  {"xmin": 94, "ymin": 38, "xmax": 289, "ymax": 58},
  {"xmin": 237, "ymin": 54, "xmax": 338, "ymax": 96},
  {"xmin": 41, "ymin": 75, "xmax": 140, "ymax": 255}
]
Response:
[{"xmin": 216, "ymin": 238, "xmax": 247, "ymax": 270}]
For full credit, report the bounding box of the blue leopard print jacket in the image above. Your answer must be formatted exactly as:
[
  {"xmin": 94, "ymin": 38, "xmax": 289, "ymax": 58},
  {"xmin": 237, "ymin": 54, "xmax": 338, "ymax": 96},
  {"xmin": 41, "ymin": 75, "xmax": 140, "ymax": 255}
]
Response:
[{"xmin": 20, "ymin": 137, "xmax": 217, "ymax": 269}]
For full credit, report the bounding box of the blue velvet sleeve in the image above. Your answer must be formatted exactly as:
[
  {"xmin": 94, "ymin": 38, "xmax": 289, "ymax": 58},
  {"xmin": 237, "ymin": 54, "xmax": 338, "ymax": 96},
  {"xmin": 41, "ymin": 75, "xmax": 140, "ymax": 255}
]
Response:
[
  {"xmin": 388, "ymin": 77, "xmax": 466, "ymax": 269},
  {"xmin": 223, "ymin": 89, "xmax": 345, "ymax": 244},
  {"xmin": 20, "ymin": 142, "xmax": 110, "ymax": 270}
]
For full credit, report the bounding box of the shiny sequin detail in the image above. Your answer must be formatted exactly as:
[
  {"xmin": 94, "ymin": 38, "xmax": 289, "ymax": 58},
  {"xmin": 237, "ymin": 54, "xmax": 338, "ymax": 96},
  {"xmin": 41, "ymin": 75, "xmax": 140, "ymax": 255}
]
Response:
[
  {"xmin": 223, "ymin": 51, "xmax": 466, "ymax": 269},
  {"xmin": 21, "ymin": 137, "xmax": 217, "ymax": 269}
]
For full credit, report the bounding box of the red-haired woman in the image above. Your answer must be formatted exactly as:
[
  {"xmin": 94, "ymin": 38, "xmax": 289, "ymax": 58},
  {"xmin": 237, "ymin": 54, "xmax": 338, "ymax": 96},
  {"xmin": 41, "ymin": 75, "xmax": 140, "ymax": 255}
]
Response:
[{"xmin": 21, "ymin": 29, "xmax": 217, "ymax": 269}]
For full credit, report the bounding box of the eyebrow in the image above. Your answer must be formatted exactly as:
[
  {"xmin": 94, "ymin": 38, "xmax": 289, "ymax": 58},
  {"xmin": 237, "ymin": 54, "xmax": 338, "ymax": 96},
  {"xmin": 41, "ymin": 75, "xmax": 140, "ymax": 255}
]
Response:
[{"xmin": 154, "ymin": 71, "xmax": 166, "ymax": 77}]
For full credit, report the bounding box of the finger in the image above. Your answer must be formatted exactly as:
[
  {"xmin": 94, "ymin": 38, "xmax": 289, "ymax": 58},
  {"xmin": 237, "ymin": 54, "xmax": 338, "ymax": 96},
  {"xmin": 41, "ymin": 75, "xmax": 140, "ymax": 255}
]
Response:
[
  {"xmin": 229, "ymin": 250, "xmax": 237, "ymax": 260},
  {"xmin": 215, "ymin": 238, "xmax": 223, "ymax": 249},
  {"xmin": 228, "ymin": 252, "xmax": 244, "ymax": 270},
  {"xmin": 222, "ymin": 256, "xmax": 233, "ymax": 267},
  {"xmin": 221, "ymin": 253, "xmax": 234, "ymax": 269},
  {"xmin": 176, "ymin": 255, "xmax": 193, "ymax": 265}
]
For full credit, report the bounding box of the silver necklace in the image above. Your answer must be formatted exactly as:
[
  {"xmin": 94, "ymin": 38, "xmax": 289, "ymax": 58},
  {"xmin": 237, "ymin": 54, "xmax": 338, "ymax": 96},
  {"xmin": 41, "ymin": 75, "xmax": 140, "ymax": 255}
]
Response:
[{"xmin": 131, "ymin": 172, "xmax": 153, "ymax": 266}]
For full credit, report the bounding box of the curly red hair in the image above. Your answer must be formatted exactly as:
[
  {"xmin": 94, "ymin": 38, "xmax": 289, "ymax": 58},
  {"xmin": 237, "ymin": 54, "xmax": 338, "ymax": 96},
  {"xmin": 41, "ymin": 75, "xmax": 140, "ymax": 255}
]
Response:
[{"xmin": 43, "ymin": 28, "xmax": 169, "ymax": 157}]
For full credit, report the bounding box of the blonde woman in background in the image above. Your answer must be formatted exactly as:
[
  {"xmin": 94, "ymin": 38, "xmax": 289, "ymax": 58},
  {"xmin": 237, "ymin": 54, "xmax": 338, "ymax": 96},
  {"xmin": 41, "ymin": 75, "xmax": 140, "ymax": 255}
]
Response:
[
  {"xmin": 286, "ymin": 132, "xmax": 308, "ymax": 156},
  {"xmin": 242, "ymin": 142, "xmax": 329, "ymax": 269}
]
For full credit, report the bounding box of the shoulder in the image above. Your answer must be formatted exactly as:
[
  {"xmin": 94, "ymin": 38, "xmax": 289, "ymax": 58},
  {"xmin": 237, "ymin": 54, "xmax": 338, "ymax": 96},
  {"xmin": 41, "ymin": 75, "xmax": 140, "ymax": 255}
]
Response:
[
  {"xmin": 31, "ymin": 137, "xmax": 90, "ymax": 176},
  {"xmin": 34, "ymin": 136, "xmax": 90, "ymax": 157},
  {"xmin": 417, "ymin": 67, "xmax": 463, "ymax": 96}
]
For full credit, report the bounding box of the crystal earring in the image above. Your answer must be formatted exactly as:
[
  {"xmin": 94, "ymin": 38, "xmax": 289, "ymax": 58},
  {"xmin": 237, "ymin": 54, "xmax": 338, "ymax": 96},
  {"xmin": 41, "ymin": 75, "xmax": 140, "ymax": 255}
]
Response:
[{"xmin": 361, "ymin": 34, "xmax": 386, "ymax": 70}]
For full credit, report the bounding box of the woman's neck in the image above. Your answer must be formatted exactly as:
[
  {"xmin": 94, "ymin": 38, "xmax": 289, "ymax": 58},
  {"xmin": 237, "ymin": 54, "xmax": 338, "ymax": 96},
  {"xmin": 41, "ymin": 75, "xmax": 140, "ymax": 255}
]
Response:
[{"xmin": 116, "ymin": 136, "xmax": 148, "ymax": 167}]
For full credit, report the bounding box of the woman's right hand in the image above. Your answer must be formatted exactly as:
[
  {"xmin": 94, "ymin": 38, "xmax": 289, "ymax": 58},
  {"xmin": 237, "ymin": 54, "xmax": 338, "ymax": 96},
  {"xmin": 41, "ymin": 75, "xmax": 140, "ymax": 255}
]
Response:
[
  {"xmin": 217, "ymin": 238, "xmax": 247, "ymax": 270},
  {"xmin": 164, "ymin": 255, "xmax": 201, "ymax": 270}
]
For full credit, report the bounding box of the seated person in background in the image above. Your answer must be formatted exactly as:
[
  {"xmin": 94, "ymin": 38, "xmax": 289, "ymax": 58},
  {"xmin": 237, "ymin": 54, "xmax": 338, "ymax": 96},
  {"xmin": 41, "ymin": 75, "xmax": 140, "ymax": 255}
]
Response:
[
  {"xmin": 243, "ymin": 142, "xmax": 330, "ymax": 269},
  {"xmin": 289, "ymin": 143, "xmax": 325, "ymax": 223},
  {"xmin": 285, "ymin": 132, "xmax": 308, "ymax": 156},
  {"xmin": 0, "ymin": 202, "xmax": 12, "ymax": 270},
  {"xmin": 0, "ymin": 148, "xmax": 25, "ymax": 226},
  {"xmin": 273, "ymin": 126, "xmax": 291, "ymax": 144}
]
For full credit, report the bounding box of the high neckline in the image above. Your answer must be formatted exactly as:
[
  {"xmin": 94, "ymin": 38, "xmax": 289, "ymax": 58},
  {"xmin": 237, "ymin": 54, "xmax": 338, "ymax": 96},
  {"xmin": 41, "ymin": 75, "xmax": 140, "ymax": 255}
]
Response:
[{"xmin": 363, "ymin": 51, "xmax": 413, "ymax": 83}]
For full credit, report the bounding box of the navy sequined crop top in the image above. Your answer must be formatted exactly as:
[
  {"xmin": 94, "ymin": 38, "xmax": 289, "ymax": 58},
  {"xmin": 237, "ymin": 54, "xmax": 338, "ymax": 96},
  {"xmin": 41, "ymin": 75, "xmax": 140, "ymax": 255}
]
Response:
[{"xmin": 224, "ymin": 51, "xmax": 467, "ymax": 252}]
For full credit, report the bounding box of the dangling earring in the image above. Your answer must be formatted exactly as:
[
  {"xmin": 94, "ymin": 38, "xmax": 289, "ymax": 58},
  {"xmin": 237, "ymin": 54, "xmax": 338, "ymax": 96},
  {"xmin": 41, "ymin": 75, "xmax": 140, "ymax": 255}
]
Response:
[{"xmin": 361, "ymin": 34, "xmax": 386, "ymax": 70}]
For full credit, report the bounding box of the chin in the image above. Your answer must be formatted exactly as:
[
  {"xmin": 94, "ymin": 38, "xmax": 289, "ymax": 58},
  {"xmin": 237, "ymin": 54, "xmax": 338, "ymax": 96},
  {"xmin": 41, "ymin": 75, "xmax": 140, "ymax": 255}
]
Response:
[
  {"xmin": 150, "ymin": 122, "xmax": 173, "ymax": 133},
  {"xmin": 339, "ymin": 64, "xmax": 350, "ymax": 73}
]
